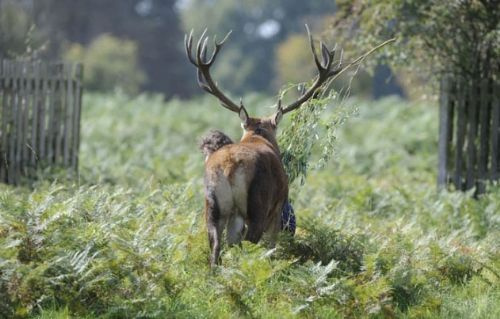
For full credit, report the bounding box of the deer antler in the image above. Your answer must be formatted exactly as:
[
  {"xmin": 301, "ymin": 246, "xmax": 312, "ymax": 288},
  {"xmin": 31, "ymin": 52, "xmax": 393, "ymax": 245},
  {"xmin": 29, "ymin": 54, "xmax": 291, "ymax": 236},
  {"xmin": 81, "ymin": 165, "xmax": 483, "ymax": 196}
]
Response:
[
  {"xmin": 185, "ymin": 29, "xmax": 243, "ymax": 113},
  {"xmin": 278, "ymin": 25, "xmax": 395, "ymax": 115},
  {"xmin": 278, "ymin": 25, "xmax": 343, "ymax": 115}
]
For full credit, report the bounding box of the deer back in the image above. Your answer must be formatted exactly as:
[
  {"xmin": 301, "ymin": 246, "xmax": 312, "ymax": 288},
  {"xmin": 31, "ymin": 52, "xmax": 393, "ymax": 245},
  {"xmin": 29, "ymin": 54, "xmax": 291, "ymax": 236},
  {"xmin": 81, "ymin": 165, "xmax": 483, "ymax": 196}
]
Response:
[{"xmin": 204, "ymin": 128, "xmax": 288, "ymax": 221}]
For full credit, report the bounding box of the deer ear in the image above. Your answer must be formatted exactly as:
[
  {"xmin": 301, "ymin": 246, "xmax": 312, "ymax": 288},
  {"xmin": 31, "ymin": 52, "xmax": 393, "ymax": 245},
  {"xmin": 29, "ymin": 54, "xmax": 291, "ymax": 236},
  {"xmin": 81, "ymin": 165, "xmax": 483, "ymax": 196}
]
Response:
[
  {"xmin": 239, "ymin": 105, "xmax": 249, "ymax": 124},
  {"xmin": 272, "ymin": 109, "xmax": 283, "ymax": 126}
]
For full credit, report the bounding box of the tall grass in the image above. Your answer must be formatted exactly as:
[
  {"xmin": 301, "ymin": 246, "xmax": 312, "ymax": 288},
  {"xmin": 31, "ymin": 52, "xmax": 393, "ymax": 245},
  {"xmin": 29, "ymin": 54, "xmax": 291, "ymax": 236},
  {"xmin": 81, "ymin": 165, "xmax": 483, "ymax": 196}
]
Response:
[{"xmin": 0, "ymin": 93, "xmax": 498, "ymax": 318}]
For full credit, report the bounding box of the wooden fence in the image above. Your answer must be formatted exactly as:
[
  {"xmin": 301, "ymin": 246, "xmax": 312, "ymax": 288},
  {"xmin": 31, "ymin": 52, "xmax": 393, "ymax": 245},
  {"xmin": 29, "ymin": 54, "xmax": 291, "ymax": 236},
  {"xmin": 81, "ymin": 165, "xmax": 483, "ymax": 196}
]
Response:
[
  {"xmin": 0, "ymin": 60, "xmax": 83, "ymax": 185},
  {"xmin": 438, "ymin": 76, "xmax": 500, "ymax": 194}
]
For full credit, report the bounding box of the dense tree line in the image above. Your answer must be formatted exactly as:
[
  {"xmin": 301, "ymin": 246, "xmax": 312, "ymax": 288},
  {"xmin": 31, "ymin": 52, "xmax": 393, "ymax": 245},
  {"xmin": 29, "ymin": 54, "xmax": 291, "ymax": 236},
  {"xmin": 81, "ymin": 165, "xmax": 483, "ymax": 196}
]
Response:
[
  {"xmin": 0, "ymin": 0, "xmax": 340, "ymax": 97},
  {"xmin": 34, "ymin": 0, "xmax": 190, "ymax": 96},
  {"xmin": 330, "ymin": 0, "xmax": 499, "ymax": 94},
  {"xmin": 0, "ymin": 0, "xmax": 192, "ymax": 97},
  {"xmin": 0, "ymin": 0, "xmax": 411, "ymax": 98}
]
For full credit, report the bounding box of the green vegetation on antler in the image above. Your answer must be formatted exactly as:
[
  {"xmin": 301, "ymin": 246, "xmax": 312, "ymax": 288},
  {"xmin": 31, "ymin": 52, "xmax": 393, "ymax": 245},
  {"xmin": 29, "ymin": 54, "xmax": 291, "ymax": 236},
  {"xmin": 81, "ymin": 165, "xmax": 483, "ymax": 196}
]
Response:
[{"xmin": 0, "ymin": 93, "xmax": 498, "ymax": 318}]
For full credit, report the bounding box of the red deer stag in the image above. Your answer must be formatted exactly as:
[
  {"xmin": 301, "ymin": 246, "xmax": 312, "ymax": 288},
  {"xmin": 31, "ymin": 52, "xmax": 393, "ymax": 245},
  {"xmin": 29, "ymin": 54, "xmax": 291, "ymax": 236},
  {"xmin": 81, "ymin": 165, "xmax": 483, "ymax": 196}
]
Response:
[{"xmin": 186, "ymin": 26, "xmax": 344, "ymax": 266}]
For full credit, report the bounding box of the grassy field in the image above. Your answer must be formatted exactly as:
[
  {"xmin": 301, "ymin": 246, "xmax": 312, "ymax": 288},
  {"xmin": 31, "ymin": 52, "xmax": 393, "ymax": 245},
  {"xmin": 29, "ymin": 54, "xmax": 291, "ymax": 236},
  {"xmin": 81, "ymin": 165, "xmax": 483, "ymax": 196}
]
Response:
[{"xmin": 0, "ymin": 92, "xmax": 498, "ymax": 318}]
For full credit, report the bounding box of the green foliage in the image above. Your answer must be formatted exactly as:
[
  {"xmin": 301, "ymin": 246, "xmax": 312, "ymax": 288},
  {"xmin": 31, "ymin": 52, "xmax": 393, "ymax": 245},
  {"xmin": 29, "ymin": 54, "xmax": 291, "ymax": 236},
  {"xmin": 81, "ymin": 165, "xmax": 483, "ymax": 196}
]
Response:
[
  {"xmin": 0, "ymin": 93, "xmax": 498, "ymax": 318},
  {"xmin": 277, "ymin": 220, "xmax": 365, "ymax": 274},
  {"xmin": 64, "ymin": 34, "xmax": 146, "ymax": 95},
  {"xmin": 0, "ymin": 1, "xmax": 43, "ymax": 59},
  {"xmin": 332, "ymin": 0, "xmax": 500, "ymax": 80},
  {"xmin": 279, "ymin": 89, "xmax": 356, "ymax": 184}
]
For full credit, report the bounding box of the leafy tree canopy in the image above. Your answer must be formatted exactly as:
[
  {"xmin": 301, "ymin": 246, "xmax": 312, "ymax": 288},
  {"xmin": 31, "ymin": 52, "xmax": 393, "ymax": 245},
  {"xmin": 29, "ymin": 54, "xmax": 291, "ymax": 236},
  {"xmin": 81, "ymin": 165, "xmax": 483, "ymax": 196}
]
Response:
[
  {"xmin": 65, "ymin": 34, "xmax": 146, "ymax": 95},
  {"xmin": 0, "ymin": 0, "xmax": 44, "ymax": 58},
  {"xmin": 0, "ymin": 0, "xmax": 193, "ymax": 97},
  {"xmin": 331, "ymin": 0, "xmax": 499, "ymax": 80}
]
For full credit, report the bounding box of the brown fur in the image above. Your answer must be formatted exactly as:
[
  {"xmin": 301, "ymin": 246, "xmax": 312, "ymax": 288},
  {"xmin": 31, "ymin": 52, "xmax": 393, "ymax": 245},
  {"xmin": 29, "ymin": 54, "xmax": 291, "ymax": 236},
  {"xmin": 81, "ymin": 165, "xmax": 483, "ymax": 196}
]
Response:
[{"xmin": 203, "ymin": 116, "xmax": 288, "ymax": 266}]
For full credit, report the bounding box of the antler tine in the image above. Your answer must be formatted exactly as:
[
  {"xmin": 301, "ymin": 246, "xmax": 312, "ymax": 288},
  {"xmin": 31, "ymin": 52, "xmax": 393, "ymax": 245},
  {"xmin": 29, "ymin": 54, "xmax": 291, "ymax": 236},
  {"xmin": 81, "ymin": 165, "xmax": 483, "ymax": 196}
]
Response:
[
  {"xmin": 218, "ymin": 30, "xmax": 232, "ymax": 45},
  {"xmin": 320, "ymin": 42, "xmax": 329, "ymax": 69},
  {"xmin": 201, "ymin": 37, "xmax": 209, "ymax": 63},
  {"xmin": 328, "ymin": 48, "xmax": 344, "ymax": 77},
  {"xmin": 321, "ymin": 41, "xmax": 336, "ymax": 70},
  {"xmin": 207, "ymin": 30, "xmax": 232, "ymax": 66},
  {"xmin": 306, "ymin": 24, "xmax": 323, "ymax": 71},
  {"xmin": 185, "ymin": 30, "xmax": 197, "ymax": 66},
  {"xmin": 196, "ymin": 29, "xmax": 208, "ymax": 65}
]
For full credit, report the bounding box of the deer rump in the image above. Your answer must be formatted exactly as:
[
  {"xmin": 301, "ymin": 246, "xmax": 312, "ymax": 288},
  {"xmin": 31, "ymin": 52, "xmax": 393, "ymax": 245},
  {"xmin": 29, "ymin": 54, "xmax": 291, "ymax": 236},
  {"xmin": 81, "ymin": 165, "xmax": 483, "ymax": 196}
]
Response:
[{"xmin": 200, "ymin": 130, "xmax": 288, "ymax": 264}]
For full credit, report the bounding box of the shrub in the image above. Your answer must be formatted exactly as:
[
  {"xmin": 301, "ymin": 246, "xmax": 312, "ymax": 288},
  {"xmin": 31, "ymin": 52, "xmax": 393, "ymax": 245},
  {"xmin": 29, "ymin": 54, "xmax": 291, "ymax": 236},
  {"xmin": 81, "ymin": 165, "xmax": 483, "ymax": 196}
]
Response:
[
  {"xmin": 0, "ymin": 1, "xmax": 32, "ymax": 58},
  {"xmin": 0, "ymin": 94, "xmax": 498, "ymax": 318},
  {"xmin": 277, "ymin": 219, "xmax": 365, "ymax": 274},
  {"xmin": 64, "ymin": 34, "xmax": 146, "ymax": 95}
]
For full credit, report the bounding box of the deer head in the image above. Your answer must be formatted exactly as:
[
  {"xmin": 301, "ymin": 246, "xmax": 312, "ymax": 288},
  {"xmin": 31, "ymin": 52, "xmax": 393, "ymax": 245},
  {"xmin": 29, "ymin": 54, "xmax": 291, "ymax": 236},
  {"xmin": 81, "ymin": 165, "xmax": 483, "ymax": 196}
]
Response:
[{"xmin": 185, "ymin": 25, "xmax": 343, "ymax": 137}]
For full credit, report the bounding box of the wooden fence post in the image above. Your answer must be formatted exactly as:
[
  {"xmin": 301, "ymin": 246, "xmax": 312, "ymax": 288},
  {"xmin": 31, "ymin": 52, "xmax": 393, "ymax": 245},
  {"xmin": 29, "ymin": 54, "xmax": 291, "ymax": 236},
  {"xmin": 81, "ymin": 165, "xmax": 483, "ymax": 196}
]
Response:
[
  {"xmin": 438, "ymin": 74, "xmax": 500, "ymax": 195},
  {"xmin": 491, "ymin": 80, "xmax": 500, "ymax": 181},
  {"xmin": 0, "ymin": 60, "xmax": 83, "ymax": 185},
  {"xmin": 438, "ymin": 77, "xmax": 450, "ymax": 188}
]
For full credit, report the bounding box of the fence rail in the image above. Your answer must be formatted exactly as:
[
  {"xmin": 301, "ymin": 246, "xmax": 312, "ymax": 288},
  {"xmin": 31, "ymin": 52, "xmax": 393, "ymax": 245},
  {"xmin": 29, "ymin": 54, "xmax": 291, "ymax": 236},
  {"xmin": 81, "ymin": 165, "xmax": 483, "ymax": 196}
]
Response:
[
  {"xmin": 438, "ymin": 76, "xmax": 500, "ymax": 194},
  {"xmin": 0, "ymin": 60, "xmax": 83, "ymax": 185}
]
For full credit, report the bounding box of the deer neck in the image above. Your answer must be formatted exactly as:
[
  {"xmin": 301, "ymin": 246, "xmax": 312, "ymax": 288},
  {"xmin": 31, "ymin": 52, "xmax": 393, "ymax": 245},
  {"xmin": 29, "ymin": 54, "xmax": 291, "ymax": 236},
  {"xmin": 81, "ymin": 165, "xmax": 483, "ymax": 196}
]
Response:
[{"xmin": 241, "ymin": 130, "xmax": 281, "ymax": 157}]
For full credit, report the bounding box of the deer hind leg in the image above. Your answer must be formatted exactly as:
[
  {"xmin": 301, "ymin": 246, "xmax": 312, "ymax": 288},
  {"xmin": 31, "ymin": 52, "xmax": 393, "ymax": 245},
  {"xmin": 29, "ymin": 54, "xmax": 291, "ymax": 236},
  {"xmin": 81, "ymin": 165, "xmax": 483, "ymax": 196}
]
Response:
[
  {"xmin": 207, "ymin": 218, "xmax": 225, "ymax": 266},
  {"xmin": 205, "ymin": 193, "xmax": 225, "ymax": 266},
  {"xmin": 226, "ymin": 214, "xmax": 245, "ymax": 246},
  {"xmin": 244, "ymin": 199, "xmax": 266, "ymax": 243},
  {"xmin": 245, "ymin": 221, "xmax": 265, "ymax": 244},
  {"xmin": 244, "ymin": 177, "xmax": 267, "ymax": 244},
  {"xmin": 264, "ymin": 202, "xmax": 283, "ymax": 247}
]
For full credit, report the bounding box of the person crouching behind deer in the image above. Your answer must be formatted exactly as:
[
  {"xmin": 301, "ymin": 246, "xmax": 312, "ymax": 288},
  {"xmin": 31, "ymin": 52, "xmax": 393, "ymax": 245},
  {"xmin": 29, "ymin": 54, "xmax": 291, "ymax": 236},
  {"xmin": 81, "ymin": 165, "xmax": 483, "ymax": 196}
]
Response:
[{"xmin": 188, "ymin": 25, "xmax": 341, "ymax": 266}]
